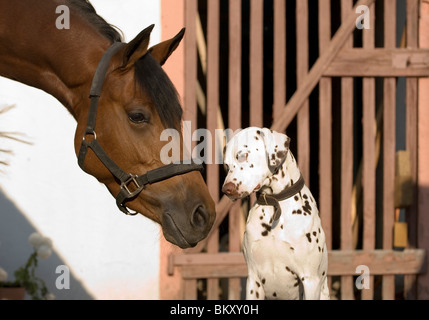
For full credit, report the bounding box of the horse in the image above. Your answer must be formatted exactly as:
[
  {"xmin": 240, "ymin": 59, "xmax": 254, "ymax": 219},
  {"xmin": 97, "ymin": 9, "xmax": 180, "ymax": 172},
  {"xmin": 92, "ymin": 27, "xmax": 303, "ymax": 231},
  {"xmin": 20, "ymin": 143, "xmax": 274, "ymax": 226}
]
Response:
[{"xmin": 0, "ymin": 0, "xmax": 216, "ymax": 249}]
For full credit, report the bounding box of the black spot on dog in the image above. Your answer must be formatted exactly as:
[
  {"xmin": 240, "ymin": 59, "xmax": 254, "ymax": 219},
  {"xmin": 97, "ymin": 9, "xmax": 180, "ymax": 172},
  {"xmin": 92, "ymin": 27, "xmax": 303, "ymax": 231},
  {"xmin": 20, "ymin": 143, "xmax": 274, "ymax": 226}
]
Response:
[
  {"xmin": 303, "ymin": 194, "xmax": 308, "ymax": 199},
  {"xmin": 271, "ymin": 153, "xmax": 276, "ymax": 161},
  {"xmin": 290, "ymin": 247, "xmax": 294, "ymax": 251},
  {"xmin": 250, "ymin": 290, "xmax": 254, "ymax": 294},
  {"xmin": 256, "ymin": 292, "xmax": 259, "ymax": 298},
  {"xmin": 256, "ymin": 282, "xmax": 260, "ymax": 287},
  {"xmin": 306, "ymin": 233, "xmax": 312, "ymax": 242},
  {"xmin": 257, "ymin": 130, "xmax": 261, "ymax": 135},
  {"xmin": 313, "ymin": 231, "xmax": 317, "ymax": 237},
  {"xmin": 273, "ymin": 292, "xmax": 277, "ymax": 297},
  {"xmin": 259, "ymin": 216, "xmax": 263, "ymax": 220},
  {"xmin": 255, "ymin": 136, "xmax": 259, "ymax": 140},
  {"xmin": 262, "ymin": 278, "xmax": 266, "ymax": 285},
  {"xmin": 285, "ymin": 266, "xmax": 291, "ymax": 272},
  {"xmin": 297, "ymin": 209, "xmax": 302, "ymax": 214},
  {"xmin": 276, "ymin": 150, "xmax": 286, "ymax": 160},
  {"xmin": 261, "ymin": 223, "xmax": 272, "ymax": 233},
  {"xmin": 322, "ymin": 271, "xmax": 326, "ymax": 276},
  {"xmin": 261, "ymin": 230, "xmax": 269, "ymax": 237},
  {"xmin": 319, "ymin": 228, "xmax": 321, "ymax": 233},
  {"xmin": 294, "ymin": 281, "xmax": 299, "ymax": 287},
  {"xmin": 244, "ymin": 145, "xmax": 248, "ymax": 148},
  {"xmin": 250, "ymin": 164, "xmax": 254, "ymax": 168},
  {"xmin": 294, "ymin": 196, "xmax": 299, "ymax": 201},
  {"xmin": 303, "ymin": 200, "xmax": 312, "ymax": 215},
  {"xmin": 281, "ymin": 224, "xmax": 284, "ymax": 229},
  {"xmin": 301, "ymin": 277, "xmax": 305, "ymax": 281}
]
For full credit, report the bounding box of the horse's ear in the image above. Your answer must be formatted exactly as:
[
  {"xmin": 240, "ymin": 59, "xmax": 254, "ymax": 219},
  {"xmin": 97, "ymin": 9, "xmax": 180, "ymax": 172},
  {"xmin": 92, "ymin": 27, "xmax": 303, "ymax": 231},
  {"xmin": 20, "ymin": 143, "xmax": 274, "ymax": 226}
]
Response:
[
  {"xmin": 121, "ymin": 24, "xmax": 155, "ymax": 68},
  {"xmin": 148, "ymin": 28, "xmax": 185, "ymax": 66}
]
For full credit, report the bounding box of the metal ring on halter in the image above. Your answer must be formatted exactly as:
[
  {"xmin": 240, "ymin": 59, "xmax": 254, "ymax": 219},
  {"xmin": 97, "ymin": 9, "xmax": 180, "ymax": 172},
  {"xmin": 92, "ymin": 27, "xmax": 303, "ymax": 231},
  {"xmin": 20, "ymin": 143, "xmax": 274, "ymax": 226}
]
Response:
[{"xmin": 82, "ymin": 129, "xmax": 97, "ymax": 141}]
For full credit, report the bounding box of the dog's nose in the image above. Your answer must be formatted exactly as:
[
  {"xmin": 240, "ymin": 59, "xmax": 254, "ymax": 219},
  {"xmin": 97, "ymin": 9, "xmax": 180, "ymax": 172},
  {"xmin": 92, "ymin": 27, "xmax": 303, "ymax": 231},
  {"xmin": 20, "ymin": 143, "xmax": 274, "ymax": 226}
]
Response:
[{"xmin": 222, "ymin": 182, "xmax": 236, "ymax": 196}]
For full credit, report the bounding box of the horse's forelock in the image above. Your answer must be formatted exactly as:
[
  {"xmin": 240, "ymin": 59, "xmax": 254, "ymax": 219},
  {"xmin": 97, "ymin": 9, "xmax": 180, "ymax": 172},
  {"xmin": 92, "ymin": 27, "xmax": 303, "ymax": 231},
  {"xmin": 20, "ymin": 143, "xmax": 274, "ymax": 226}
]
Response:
[{"xmin": 134, "ymin": 53, "xmax": 183, "ymax": 131}]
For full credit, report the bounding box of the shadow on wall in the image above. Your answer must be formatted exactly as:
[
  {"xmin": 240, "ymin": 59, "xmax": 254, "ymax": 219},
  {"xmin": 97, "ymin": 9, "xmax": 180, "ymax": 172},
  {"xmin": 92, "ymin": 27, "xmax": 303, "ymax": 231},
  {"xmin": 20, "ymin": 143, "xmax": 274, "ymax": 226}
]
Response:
[{"xmin": 0, "ymin": 188, "xmax": 93, "ymax": 300}]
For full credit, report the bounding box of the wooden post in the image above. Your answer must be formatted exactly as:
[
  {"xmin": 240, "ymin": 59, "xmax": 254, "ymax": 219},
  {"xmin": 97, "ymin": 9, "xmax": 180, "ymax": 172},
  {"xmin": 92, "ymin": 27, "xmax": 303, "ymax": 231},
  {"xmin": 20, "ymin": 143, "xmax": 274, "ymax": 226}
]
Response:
[
  {"xmin": 418, "ymin": 0, "xmax": 429, "ymax": 300},
  {"xmin": 160, "ymin": 0, "xmax": 186, "ymax": 300}
]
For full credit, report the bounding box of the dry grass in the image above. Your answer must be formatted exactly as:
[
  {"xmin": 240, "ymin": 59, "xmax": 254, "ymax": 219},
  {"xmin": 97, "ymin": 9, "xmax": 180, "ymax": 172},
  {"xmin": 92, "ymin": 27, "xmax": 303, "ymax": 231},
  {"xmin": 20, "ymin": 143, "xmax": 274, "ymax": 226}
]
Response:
[{"xmin": 0, "ymin": 105, "xmax": 32, "ymax": 170}]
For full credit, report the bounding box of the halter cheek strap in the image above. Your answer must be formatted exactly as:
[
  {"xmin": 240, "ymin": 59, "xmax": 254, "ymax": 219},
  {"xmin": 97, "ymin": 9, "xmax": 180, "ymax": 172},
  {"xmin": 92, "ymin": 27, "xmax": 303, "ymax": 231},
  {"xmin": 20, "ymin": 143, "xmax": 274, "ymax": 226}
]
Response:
[{"xmin": 78, "ymin": 42, "xmax": 203, "ymax": 215}]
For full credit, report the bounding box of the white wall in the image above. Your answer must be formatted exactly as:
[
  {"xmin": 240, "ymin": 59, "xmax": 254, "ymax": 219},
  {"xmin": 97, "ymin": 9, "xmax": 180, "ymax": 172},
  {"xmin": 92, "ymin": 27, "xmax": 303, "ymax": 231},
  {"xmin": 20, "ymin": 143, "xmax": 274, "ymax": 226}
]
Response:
[{"xmin": 0, "ymin": 0, "xmax": 162, "ymax": 300}]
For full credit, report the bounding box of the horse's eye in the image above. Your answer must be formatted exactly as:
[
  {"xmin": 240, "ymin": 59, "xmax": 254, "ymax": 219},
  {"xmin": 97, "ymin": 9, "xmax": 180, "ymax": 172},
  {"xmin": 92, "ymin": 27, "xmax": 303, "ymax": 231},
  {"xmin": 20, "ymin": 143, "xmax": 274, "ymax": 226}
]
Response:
[{"xmin": 128, "ymin": 112, "xmax": 148, "ymax": 124}]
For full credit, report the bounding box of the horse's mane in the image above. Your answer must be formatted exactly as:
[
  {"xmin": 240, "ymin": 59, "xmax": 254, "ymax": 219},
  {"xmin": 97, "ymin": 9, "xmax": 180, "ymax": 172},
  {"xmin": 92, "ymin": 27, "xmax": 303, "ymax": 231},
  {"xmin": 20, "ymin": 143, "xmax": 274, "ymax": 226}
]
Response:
[
  {"xmin": 68, "ymin": 0, "xmax": 183, "ymax": 130},
  {"xmin": 66, "ymin": 0, "xmax": 123, "ymax": 43}
]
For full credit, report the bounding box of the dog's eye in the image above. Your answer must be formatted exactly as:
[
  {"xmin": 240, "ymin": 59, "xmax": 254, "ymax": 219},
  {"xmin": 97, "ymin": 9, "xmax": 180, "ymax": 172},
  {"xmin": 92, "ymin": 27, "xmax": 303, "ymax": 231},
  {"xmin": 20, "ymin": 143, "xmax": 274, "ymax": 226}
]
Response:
[{"xmin": 237, "ymin": 152, "xmax": 248, "ymax": 163}]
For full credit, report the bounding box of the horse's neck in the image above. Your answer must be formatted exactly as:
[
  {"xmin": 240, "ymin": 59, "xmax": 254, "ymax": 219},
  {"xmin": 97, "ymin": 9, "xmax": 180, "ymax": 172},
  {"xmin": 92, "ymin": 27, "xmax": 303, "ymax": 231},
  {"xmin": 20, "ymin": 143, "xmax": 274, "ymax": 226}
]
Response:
[{"xmin": 0, "ymin": 0, "xmax": 110, "ymax": 117}]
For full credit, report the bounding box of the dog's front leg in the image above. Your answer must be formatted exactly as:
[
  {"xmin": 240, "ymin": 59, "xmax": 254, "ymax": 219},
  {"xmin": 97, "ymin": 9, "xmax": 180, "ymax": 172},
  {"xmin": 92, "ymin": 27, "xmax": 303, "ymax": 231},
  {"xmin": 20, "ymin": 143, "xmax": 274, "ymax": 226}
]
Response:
[
  {"xmin": 302, "ymin": 276, "xmax": 323, "ymax": 300},
  {"xmin": 246, "ymin": 273, "xmax": 265, "ymax": 300}
]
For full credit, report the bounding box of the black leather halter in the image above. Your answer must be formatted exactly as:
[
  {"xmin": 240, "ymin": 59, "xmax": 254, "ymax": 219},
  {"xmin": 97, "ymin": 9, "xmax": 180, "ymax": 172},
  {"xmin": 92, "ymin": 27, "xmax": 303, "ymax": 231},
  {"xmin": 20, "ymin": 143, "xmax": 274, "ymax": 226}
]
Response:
[{"xmin": 78, "ymin": 42, "xmax": 203, "ymax": 215}]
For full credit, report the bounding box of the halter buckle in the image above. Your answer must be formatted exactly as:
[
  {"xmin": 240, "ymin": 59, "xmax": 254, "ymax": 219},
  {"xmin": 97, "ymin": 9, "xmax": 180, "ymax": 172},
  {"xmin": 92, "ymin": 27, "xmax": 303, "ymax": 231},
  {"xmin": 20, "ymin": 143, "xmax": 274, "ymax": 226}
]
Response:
[{"xmin": 120, "ymin": 174, "xmax": 144, "ymax": 198}]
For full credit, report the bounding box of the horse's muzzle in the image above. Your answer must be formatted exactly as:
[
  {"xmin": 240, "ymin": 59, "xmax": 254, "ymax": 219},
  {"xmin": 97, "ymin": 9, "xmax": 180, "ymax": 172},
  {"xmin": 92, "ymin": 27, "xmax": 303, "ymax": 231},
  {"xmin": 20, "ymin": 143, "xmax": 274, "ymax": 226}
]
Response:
[{"xmin": 162, "ymin": 204, "xmax": 214, "ymax": 249}]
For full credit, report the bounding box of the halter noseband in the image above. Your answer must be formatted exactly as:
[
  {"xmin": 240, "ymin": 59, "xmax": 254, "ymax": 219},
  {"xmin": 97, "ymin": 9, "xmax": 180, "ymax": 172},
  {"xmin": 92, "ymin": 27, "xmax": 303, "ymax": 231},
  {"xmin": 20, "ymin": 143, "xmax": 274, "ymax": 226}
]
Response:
[{"xmin": 77, "ymin": 42, "xmax": 203, "ymax": 215}]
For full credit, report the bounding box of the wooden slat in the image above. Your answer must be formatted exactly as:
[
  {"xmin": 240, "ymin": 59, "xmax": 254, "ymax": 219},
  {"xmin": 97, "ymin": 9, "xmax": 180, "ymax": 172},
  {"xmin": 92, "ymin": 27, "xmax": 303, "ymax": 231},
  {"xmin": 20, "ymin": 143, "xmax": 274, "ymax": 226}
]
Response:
[
  {"xmin": 273, "ymin": 0, "xmax": 286, "ymax": 120},
  {"xmin": 176, "ymin": 250, "xmax": 426, "ymax": 279},
  {"xmin": 181, "ymin": 0, "xmax": 199, "ymax": 300},
  {"xmin": 271, "ymin": 0, "xmax": 376, "ymax": 133},
  {"xmin": 249, "ymin": 0, "xmax": 263, "ymax": 127},
  {"xmin": 340, "ymin": 0, "xmax": 355, "ymax": 301},
  {"xmin": 318, "ymin": 0, "xmax": 333, "ymax": 294},
  {"xmin": 206, "ymin": 0, "xmax": 220, "ymax": 300},
  {"xmin": 318, "ymin": 0, "xmax": 332, "ymax": 251},
  {"xmin": 382, "ymin": 0, "xmax": 397, "ymax": 300},
  {"xmin": 228, "ymin": 0, "xmax": 242, "ymax": 299},
  {"xmin": 405, "ymin": 0, "xmax": 419, "ymax": 300},
  {"xmin": 296, "ymin": 0, "xmax": 310, "ymax": 184},
  {"xmin": 361, "ymin": 2, "xmax": 376, "ymax": 300},
  {"xmin": 324, "ymin": 49, "xmax": 429, "ymax": 77},
  {"xmin": 418, "ymin": 0, "xmax": 429, "ymax": 300},
  {"xmin": 184, "ymin": 0, "xmax": 198, "ymax": 150}
]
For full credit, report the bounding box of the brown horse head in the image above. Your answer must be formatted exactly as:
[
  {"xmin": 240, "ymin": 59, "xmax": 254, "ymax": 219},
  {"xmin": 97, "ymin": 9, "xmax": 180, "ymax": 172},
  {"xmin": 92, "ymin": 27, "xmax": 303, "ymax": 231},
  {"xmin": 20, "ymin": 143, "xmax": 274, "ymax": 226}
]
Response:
[{"xmin": 74, "ymin": 25, "xmax": 215, "ymax": 248}]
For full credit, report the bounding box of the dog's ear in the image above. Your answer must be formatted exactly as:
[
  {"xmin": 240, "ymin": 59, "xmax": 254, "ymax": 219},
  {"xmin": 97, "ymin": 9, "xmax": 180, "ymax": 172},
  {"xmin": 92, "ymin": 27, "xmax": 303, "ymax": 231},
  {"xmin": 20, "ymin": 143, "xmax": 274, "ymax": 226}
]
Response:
[{"xmin": 259, "ymin": 128, "xmax": 290, "ymax": 173}]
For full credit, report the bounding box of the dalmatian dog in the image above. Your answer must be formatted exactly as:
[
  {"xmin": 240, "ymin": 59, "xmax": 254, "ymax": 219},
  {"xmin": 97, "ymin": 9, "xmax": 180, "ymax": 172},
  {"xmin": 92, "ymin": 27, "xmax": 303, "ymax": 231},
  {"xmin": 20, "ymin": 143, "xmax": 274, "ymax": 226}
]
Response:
[{"xmin": 222, "ymin": 127, "xmax": 329, "ymax": 300}]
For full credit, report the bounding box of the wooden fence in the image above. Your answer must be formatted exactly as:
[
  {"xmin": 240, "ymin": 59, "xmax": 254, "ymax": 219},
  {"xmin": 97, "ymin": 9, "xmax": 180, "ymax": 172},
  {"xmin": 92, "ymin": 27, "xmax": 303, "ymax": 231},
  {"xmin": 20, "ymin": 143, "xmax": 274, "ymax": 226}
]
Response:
[{"xmin": 168, "ymin": 0, "xmax": 428, "ymax": 300}]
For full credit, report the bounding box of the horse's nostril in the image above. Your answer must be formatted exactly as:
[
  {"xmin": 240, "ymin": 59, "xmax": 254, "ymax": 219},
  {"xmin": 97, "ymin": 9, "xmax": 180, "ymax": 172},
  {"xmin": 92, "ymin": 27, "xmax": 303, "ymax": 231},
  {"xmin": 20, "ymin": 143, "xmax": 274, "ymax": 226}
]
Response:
[{"xmin": 191, "ymin": 205, "xmax": 208, "ymax": 229}]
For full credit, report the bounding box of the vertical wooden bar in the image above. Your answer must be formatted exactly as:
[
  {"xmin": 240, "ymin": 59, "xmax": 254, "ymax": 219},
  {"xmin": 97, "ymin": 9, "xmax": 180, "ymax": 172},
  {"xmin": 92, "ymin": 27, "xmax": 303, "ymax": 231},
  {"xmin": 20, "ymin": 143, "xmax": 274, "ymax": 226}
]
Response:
[
  {"xmin": 341, "ymin": 0, "xmax": 355, "ymax": 300},
  {"xmin": 160, "ymin": 0, "xmax": 187, "ymax": 300},
  {"xmin": 183, "ymin": 0, "xmax": 198, "ymax": 299},
  {"xmin": 296, "ymin": 0, "xmax": 310, "ymax": 184},
  {"xmin": 361, "ymin": 2, "xmax": 376, "ymax": 301},
  {"xmin": 228, "ymin": 0, "xmax": 242, "ymax": 300},
  {"xmin": 382, "ymin": 0, "xmax": 396, "ymax": 300},
  {"xmin": 273, "ymin": 0, "xmax": 286, "ymax": 120},
  {"xmin": 418, "ymin": 0, "xmax": 429, "ymax": 300},
  {"xmin": 405, "ymin": 0, "xmax": 419, "ymax": 300},
  {"xmin": 250, "ymin": 0, "xmax": 263, "ymax": 127},
  {"xmin": 206, "ymin": 0, "xmax": 220, "ymax": 300},
  {"xmin": 184, "ymin": 0, "xmax": 198, "ymax": 150},
  {"xmin": 318, "ymin": 0, "xmax": 332, "ymax": 292}
]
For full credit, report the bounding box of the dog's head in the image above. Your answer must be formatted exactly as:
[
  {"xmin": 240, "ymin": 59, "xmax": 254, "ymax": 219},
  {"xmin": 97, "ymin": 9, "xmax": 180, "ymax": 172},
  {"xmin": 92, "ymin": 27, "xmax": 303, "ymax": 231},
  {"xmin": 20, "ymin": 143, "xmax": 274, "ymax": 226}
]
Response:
[{"xmin": 222, "ymin": 127, "xmax": 290, "ymax": 200}]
